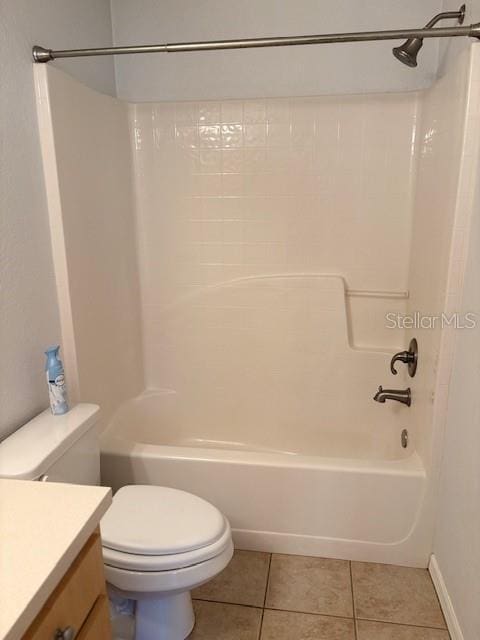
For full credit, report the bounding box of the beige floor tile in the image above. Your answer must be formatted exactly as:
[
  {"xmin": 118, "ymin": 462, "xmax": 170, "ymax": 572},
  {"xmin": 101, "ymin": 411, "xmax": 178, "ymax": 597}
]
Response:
[
  {"xmin": 352, "ymin": 562, "xmax": 446, "ymax": 628},
  {"xmin": 265, "ymin": 554, "xmax": 353, "ymax": 617},
  {"xmin": 193, "ymin": 550, "xmax": 270, "ymax": 607},
  {"xmin": 357, "ymin": 620, "xmax": 450, "ymax": 639},
  {"xmin": 189, "ymin": 601, "xmax": 263, "ymax": 640},
  {"xmin": 261, "ymin": 609, "xmax": 355, "ymax": 640}
]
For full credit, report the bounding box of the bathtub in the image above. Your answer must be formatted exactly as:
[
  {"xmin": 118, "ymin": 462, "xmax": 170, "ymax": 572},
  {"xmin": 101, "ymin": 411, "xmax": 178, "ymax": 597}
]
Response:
[{"xmin": 100, "ymin": 391, "xmax": 426, "ymax": 565}]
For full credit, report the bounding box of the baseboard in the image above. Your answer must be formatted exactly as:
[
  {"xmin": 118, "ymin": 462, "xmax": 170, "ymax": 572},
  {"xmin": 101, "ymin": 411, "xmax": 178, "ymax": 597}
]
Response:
[{"xmin": 429, "ymin": 554, "xmax": 464, "ymax": 640}]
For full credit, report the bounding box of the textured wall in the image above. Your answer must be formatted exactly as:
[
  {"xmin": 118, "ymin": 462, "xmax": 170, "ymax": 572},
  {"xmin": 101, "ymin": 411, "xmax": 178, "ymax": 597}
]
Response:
[
  {"xmin": 0, "ymin": 1, "xmax": 115, "ymax": 440},
  {"xmin": 433, "ymin": 151, "xmax": 480, "ymax": 640},
  {"xmin": 111, "ymin": 0, "xmax": 443, "ymax": 101},
  {"xmin": 432, "ymin": 41, "xmax": 480, "ymax": 640}
]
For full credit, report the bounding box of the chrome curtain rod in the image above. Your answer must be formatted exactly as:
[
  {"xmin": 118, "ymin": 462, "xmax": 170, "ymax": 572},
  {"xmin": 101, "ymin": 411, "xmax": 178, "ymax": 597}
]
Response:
[{"xmin": 33, "ymin": 9, "xmax": 480, "ymax": 63}]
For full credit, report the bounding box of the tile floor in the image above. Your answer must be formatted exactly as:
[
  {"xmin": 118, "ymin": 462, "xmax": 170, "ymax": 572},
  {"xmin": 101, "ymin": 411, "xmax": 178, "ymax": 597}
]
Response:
[{"xmin": 190, "ymin": 550, "xmax": 450, "ymax": 639}]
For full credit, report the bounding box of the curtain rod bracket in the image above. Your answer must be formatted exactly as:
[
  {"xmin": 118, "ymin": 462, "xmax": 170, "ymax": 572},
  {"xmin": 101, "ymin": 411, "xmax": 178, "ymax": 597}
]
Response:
[{"xmin": 33, "ymin": 46, "xmax": 54, "ymax": 63}]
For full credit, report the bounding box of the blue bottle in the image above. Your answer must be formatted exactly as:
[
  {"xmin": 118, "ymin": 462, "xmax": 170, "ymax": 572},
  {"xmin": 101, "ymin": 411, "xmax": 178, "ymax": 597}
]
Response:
[{"xmin": 45, "ymin": 345, "xmax": 69, "ymax": 415}]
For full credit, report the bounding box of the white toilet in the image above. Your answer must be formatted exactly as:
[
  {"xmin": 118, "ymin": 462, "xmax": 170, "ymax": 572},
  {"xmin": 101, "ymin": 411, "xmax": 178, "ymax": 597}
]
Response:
[
  {"xmin": 0, "ymin": 404, "xmax": 234, "ymax": 640},
  {"xmin": 102, "ymin": 484, "xmax": 233, "ymax": 639}
]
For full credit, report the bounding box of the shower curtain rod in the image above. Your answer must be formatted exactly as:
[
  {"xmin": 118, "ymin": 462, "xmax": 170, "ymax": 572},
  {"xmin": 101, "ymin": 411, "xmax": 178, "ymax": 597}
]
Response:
[{"xmin": 32, "ymin": 22, "xmax": 480, "ymax": 63}]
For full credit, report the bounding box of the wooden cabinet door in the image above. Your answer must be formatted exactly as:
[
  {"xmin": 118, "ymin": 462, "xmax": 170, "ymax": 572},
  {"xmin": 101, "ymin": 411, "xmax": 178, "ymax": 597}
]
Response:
[
  {"xmin": 76, "ymin": 596, "xmax": 111, "ymax": 640},
  {"xmin": 23, "ymin": 533, "xmax": 108, "ymax": 640}
]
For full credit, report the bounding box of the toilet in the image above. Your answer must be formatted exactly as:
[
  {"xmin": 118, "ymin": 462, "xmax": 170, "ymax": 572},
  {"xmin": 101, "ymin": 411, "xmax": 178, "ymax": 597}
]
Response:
[
  {"xmin": 102, "ymin": 484, "xmax": 233, "ymax": 639},
  {"xmin": 0, "ymin": 403, "xmax": 234, "ymax": 640}
]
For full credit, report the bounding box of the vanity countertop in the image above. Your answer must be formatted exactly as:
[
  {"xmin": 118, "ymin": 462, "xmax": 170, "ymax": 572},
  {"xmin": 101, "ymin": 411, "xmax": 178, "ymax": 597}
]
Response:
[{"xmin": 0, "ymin": 479, "xmax": 111, "ymax": 640}]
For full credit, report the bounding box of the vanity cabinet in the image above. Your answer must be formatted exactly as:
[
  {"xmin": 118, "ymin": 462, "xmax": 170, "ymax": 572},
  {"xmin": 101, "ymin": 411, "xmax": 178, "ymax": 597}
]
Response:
[{"xmin": 22, "ymin": 530, "xmax": 111, "ymax": 640}]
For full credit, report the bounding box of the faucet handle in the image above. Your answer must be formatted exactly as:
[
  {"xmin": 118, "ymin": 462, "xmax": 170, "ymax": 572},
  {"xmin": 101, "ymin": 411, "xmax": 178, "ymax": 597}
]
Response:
[
  {"xmin": 390, "ymin": 338, "xmax": 418, "ymax": 377},
  {"xmin": 390, "ymin": 351, "xmax": 412, "ymax": 375}
]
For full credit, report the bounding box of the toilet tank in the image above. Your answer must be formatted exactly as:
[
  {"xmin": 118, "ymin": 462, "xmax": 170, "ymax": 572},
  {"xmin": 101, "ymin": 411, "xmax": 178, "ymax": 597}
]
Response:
[{"xmin": 0, "ymin": 404, "xmax": 101, "ymax": 485}]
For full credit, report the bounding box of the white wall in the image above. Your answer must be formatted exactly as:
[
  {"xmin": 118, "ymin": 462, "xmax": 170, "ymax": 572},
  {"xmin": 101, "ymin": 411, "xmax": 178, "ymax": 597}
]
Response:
[
  {"xmin": 35, "ymin": 66, "xmax": 144, "ymax": 431},
  {"xmin": 0, "ymin": 1, "xmax": 115, "ymax": 440},
  {"xmin": 431, "ymin": 38, "xmax": 480, "ymax": 640},
  {"xmin": 433, "ymin": 192, "xmax": 480, "ymax": 640},
  {"xmin": 111, "ymin": 0, "xmax": 443, "ymax": 101},
  {"xmin": 433, "ymin": 0, "xmax": 480, "ymax": 631}
]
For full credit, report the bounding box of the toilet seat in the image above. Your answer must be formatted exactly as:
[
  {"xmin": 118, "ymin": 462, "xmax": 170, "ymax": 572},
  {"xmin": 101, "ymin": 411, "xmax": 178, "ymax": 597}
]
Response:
[
  {"xmin": 101, "ymin": 485, "xmax": 230, "ymax": 571},
  {"xmin": 104, "ymin": 539, "xmax": 234, "ymax": 595},
  {"xmin": 103, "ymin": 519, "xmax": 232, "ymax": 571}
]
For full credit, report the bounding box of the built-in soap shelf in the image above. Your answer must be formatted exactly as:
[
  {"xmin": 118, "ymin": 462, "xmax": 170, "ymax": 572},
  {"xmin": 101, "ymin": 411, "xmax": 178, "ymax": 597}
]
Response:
[{"xmin": 347, "ymin": 288, "xmax": 409, "ymax": 299}]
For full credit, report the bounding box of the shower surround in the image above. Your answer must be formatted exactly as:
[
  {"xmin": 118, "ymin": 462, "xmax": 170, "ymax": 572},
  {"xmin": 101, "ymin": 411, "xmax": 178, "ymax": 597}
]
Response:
[
  {"xmin": 132, "ymin": 92, "xmax": 416, "ymax": 368},
  {"xmin": 34, "ymin": 44, "xmax": 480, "ymax": 566}
]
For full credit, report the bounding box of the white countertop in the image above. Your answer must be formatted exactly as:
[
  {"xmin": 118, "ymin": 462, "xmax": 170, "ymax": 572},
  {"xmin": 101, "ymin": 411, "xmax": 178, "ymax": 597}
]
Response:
[{"xmin": 0, "ymin": 479, "xmax": 111, "ymax": 640}]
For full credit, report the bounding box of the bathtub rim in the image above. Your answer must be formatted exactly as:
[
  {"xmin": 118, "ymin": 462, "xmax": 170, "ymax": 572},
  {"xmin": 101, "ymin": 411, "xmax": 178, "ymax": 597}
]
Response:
[
  {"xmin": 100, "ymin": 429, "xmax": 425, "ymax": 478},
  {"xmin": 102, "ymin": 386, "xmax": 418, "ymax": 466}
]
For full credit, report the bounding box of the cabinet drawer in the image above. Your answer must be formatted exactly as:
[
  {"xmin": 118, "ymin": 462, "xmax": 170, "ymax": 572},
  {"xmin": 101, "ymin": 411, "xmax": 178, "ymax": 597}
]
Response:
[{"xmin": 23, "ymin": 532, "xmax": 106, "ymax": 640}]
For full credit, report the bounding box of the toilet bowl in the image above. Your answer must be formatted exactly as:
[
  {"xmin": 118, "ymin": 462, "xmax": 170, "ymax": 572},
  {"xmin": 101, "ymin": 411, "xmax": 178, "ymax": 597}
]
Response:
[{"xmin": 101, "ymin": 485, "xmax": 234, "ymax": 640}]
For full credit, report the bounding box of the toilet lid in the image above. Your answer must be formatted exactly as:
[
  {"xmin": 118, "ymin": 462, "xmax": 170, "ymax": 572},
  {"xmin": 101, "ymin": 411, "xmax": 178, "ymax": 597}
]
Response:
[{"xmin": 101, "ymin": 485, "xmax": 227, "ymax": 556}]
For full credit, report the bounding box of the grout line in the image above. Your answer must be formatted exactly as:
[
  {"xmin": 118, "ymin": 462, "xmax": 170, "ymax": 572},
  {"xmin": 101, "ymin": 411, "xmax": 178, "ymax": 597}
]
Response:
[
  {"xmin": 258, "ymin": 608, "xmax": 265, "ymax": 640},
  {"xmin": 193, "ymin": 597, "xmax": 263, "ymax": 611},
  {"xmin": 349, "ymin": 561, "xmax": 358, "ymax": 640},
  {"xmin": 258, "ymin": 553, "xmax": 273, "ymax": 640},
  {"xmin": 263, "ymin": 606, "xmax": 354, "ymax": 622},
  {"xmin": 354, "ymin": 616, "xmax": 449, "ymax": 631},
  {"xmin": 263, "ymin": 553, "xmax": 273, "ymax": 608}
]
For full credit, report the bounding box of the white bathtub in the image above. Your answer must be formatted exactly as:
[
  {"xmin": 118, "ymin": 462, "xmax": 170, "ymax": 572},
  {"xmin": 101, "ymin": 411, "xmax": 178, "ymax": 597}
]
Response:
[{"xmin": 101, "ymin": 391, "xmax": 426, "ymax": 565}]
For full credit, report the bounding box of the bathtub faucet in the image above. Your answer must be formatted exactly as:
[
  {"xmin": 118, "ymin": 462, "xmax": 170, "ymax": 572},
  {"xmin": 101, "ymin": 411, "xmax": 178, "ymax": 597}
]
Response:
[{"xmin": 373, "ymin": 386, "xmax": 411, "ymax": 406}]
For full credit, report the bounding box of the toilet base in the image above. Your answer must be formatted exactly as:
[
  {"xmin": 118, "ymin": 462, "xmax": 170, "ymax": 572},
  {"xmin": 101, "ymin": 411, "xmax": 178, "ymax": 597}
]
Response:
[{"xmin": 135, "ymin": 591, "xmax": 195, "ymax": 640}]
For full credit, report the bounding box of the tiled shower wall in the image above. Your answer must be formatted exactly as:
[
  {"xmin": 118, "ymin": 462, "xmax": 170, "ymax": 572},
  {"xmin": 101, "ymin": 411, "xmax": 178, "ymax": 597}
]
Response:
[
  {"xmin": 131, "ymin": 93, "xmax": 419, "ymax": 406},
  {"xmin": 133, "ymin": 94, "xmax": 418, "ymax": 292}
]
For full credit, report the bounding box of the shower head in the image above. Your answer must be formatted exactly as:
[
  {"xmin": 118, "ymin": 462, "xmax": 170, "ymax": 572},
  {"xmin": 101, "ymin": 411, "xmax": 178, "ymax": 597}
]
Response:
[
  {"xmin": 393, "ymin": 4, "xmax": 466, "ymax": 68},
  {"xmin": 393, "ymin": 38, "xmax": 423, "ymax": 67}
]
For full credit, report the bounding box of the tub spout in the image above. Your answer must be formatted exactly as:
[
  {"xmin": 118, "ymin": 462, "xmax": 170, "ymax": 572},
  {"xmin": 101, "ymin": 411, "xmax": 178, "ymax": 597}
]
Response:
[{"xmin": 373, "ymin": 386, "xmax": 411, "ymax": 406}]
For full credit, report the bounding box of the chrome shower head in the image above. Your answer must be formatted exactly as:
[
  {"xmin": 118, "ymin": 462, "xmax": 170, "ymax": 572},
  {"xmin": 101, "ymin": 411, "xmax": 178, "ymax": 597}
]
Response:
[{"xmin": 393, "ymin": 4, "xmax": 466, "ymax": 68}]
